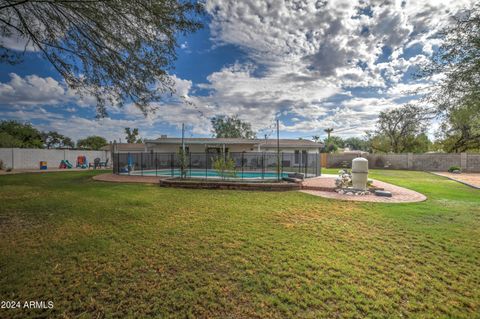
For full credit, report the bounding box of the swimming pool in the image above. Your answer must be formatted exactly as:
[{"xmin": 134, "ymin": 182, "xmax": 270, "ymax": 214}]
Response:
[{"xmin": 124, "ymin": 169, "xmax": 306, "ymax": 179}]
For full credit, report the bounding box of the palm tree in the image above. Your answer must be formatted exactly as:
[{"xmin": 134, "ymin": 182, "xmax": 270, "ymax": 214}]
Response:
[{"xmin": 324, "ymin": 128, "xmax": 334, "ymax": 142}]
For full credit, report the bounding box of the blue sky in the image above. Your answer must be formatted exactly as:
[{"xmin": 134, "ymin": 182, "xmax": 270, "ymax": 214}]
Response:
[{"xmin": 0, "ymin": 0, "xmax": 473, "ymax": 142}]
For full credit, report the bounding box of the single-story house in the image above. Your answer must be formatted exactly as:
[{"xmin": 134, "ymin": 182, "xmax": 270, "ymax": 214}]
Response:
[
  {"xmin": 144, "ymin": 137, "xmax": 322, "ymax": 166},
  {"xmin": 101, "ymin": 143, "xmax": 147, "ymax": 153},
  {"xmin": 143, "ymin": 137, "xmax": 321, "ymax": 154},
  {"xmin": 109, "ymin": 137, "xmax": 322, "ymax": 171}
]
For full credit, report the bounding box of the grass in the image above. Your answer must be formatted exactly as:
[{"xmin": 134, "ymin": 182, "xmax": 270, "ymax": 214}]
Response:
[{"xmin": 0, "ymin": 170, "xmax": 479, "ymax": 318}]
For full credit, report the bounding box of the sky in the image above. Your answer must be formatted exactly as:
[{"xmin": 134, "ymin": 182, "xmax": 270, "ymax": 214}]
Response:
[{"xmin": 0, "ymin": 0, "xmax": 475, "ymax": 142}]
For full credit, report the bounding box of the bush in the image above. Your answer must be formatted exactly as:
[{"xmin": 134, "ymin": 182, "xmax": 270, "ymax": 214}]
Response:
[
  {"xmin": 212, "ymin": 155, "xmax": 237, "ymax": 179},
  {"xmin": 448, "ymin": 166, "xmax": 461, "ymax": 172},
  {"xmin": 178, "ymin": 149, "xmax": 188, "ymax": 179},
  {"xmin": 0, "ymin": 160, "xmax": 4, "ymax": 170}
]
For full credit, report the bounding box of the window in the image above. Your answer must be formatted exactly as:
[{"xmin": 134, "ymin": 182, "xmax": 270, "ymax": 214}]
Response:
[{"xmin": 294, "ymin": 150, "xmax": 300, "ymax": 164}]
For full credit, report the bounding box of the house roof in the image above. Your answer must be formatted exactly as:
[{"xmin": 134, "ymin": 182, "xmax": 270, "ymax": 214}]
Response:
[
  {"xmin": 144, "ymin": 137, "xmax": 321, "ymax": 148},
  {"xmin": 258, "ymin": 139, "xmax": 321, "ymax": 148},
  {"xmin": 145, "ymin": 138, "xmax": 259, "ymax": 145},
  {"xmin": 101, "ymin": 143, "xmax": 146, "ymax": 151}
]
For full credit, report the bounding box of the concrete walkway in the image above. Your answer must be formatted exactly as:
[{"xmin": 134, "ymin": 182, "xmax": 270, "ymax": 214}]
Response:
[{"xmin": 431, "ymin": 172, "xmax": 480, "ymax": 189}]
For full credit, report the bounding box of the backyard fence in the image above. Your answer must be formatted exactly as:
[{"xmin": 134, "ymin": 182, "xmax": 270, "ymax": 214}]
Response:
[
  {"xmin": 113, "ymin": 152, "xmax": 321, "ymax": 180},
  {"xmin": 0, "ymin": 148, "xmax": 111, "ymax": 170},
  {"xmin": 326, "ymin": 152, "xmax": 480, "ymax": 172}
]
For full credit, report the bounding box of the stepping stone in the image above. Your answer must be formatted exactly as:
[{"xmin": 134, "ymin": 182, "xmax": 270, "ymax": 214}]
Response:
[{"xmin": 375, "ymin": 190, "xmax": 392, "ymax": 197}]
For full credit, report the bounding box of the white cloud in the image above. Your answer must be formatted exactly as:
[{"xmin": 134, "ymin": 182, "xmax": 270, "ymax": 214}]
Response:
[
  {"xmin": 0, "ymin": 73, "xmax": 95, "ymax": 107},
  {"xmin": 200, "ymin": 0, "xmax": 474, "ymax": 135},
  {"xmin": 0, "ymin": 0, "xmax": 475, "ymax": 139}
]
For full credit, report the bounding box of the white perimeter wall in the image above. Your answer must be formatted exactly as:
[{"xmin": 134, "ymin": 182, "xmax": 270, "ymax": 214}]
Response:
[{"xmin": 0, "ymin": 148, "xmax": 111, "ymax": 169}]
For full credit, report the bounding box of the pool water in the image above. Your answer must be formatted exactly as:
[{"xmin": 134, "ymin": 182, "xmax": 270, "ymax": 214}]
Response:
[{"xmin": 125, "ymin": 169, "xmax": 299, "ymax": 179}]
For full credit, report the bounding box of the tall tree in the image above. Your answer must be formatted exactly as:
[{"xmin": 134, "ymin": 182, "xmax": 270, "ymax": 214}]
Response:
[
  {"xmin": 436, "ymin": 102, "xmax": 480, "ymax": 152},
  {"xmin": 421, "ymin": 6, "xmax": 480, "ymax": 113},
  {"xmin": 0, "ymin": 1, "xmax": 203, "ymax": 116},
  {"xmin": 420, "ymin": 5, "xmax": 480, "ymax": 152},
  {"xmin": 343, "ymin": 137, "xmax": 369, "ymax": 151},
  {"xmin": 0, "ymin": 120, "xmax": 43, "ymax": 148},
  {"xmin": 42, "ymin": 131, "xmax": 74, "ymax": 149},
  {"xmin": 324, "ymin": 128, "xmax": 334, "ymax": 142},
  {"xmin": 320, "ymin": 135, "xmax": 344, "ymax": 153},
  {"xmin": 211, "ymin": 116, "xmax": 256, "ymax": 139},
  {"xmin": 371, "ymin": 104, "xmax": 432, "ymax": 153},
  {"xmin": 77, "ymin": 136, "xmax": 107, "ymax": 150},
  {"xmin": 125, "ymin": 127, "xmax": 142, "ymax": 144}
]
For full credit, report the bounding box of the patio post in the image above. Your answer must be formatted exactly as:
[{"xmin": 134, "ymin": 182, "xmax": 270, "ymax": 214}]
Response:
[
  {"xmin": 276, "ymin": 119, "xmax": 280, "ymax": 181},
  {"xmin": 281, "ymin": 152, "xmax": 284, "ymax": 177},
  {"xmin": 127, "ymin": 152, "xmax": 130, "ymax": 175},
  {"xmin": 241, "ymin": 152, "xmax": 244, "ymax": 180},
  {"xmin": 305, "ymin": 152, "xmax": 308, "ymax": 176},
  {"xmin": 262, "ymin": 152, "xmax": 265, "ymax": 179}
]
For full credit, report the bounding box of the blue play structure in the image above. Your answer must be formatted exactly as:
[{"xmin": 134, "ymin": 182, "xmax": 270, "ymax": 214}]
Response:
[
  {"xmin": 119, "ymin": 154, "xmax": 134, "ymax": 173},
  {"xmin": 59, "ymin": 160, "xmax": 73, "ymax": 169}
]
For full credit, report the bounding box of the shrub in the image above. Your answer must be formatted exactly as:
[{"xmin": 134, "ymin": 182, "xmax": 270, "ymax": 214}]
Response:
[
  {"xmin": 212, "ymin": 155, "xmax": 237, "ymax": 179},
  {"xmin": 0, "ymin": 160, "xmax": 4, "ymax": 170},
  {"xmin": 178, "ymin": 149, "xmax": 188, "ymax": 179},
  {"xmin": 448, "ymin": 166, "xmax": 461, "ymax": 172}
]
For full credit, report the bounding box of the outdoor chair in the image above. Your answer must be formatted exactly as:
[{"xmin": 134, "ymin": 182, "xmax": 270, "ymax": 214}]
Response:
[
  {"xmin": 99, "ymin": 158, "xmax": 109, "ymax": 168},
  {"xmin": 89, "ymin": 158, "xmax": 101, "ymax": 169}
]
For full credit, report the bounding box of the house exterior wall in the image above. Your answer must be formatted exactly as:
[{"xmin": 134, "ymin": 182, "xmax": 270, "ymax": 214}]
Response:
[
  {"xmin": 260, "ymin": 146, "xmax": 320, "ymax": 153},
  {"xmin": 146, "ymin": 143, "xmax": 259, "ymax": 153},
  {"xmin": 145, "ymin": 143, "xmax": 319, "ymax": 154}
]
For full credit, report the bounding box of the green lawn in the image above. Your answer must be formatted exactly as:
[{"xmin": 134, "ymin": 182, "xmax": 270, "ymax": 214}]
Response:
[{"xmin": 0, "ymin": 170, "xmax": 479, "ymax": 318}]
